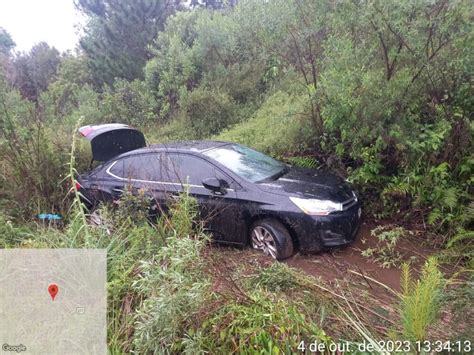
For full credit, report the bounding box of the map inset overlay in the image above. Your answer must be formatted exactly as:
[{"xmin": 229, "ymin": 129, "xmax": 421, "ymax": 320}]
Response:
[{"xmin": 0, "ymin": 249, "xmax": 107, "ymax": 354}]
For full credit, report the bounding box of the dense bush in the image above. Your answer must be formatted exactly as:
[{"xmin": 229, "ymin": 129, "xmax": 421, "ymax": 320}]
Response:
[
  {"xmin": 41, "ymin": 55, "xmax": 95, "ymax": 118},
  {"xmin": 217, "ymin": 90, "xmax": 315, "ymax": 155},
  {"xmin": 144, "ymin": 10, "xmax": 204, "ymax": 120},
  {"xmin": 0, "ymin": 77, "xmax": 90, "ymax": 217},
  {"xmin": 100, "ymin": 79, "xmax": 157, "ymax": 127},
  {"xmin": 204, "ymin": 0, "xmax": 472, "ymax": 249},
  {"xmin": 183, "ymin": 86, "xmax": 237, "ymax": 138}
]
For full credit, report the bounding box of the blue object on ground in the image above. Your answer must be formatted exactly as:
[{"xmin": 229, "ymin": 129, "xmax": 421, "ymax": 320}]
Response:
[{"xmin": 37, "ymin": 213, "xmax": 62, "ymax": 221}]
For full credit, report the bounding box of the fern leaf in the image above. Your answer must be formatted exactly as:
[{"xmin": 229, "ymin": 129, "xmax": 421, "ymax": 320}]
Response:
[
  {"xmin": 442, "ymin": 187, "xmax": 459, "ymax": 210},
  {"xmin": 427, "ymin": 208, "xmax": 442, "ymax": 225},
  {"xmin": 447, "ymin": 230, "xmax": 474, "ymax": 248}
]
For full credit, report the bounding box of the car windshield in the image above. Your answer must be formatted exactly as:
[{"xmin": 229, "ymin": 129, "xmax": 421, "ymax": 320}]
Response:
[{"xmin": 203, "ymin": 144, "xmax": 286, "ymax": 182}]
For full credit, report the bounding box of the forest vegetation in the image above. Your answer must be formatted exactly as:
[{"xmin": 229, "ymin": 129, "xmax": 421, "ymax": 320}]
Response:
[{"xmin": 0, "ymin": 0, "xmax": 472, "ymax": 353}]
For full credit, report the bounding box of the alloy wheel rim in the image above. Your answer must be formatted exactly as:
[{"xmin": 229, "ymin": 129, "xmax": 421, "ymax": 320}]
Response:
[{"xmin": 251, "ymin": 226, "xmax": 277, "ymax": 259}]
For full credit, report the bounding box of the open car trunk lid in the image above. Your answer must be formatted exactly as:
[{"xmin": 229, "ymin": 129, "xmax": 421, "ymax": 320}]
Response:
[{"xmin": 79, "ymin": 124, "xmax": 146, "ymax": 162}]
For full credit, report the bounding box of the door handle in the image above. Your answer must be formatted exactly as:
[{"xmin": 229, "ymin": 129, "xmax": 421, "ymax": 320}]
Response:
[{"xmin": 212, "ymin": 189, "xmax": 226, "ymax": 196}]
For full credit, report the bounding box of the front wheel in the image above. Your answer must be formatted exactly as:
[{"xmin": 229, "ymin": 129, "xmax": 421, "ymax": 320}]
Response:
[{"xmin": 250, "ymin": 219, "xmax": 294, "ymax": 260}]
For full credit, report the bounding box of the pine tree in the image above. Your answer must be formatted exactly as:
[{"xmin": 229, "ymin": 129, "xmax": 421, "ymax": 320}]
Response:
[{"xmin": 0, "ymin": 27, "xmax": 15, "ymax": 55}]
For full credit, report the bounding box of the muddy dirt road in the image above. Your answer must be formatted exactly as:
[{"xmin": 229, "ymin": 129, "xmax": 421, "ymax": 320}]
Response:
[
  {"xmin": 209, "ymin": 222, "xmax": 468, "ymax": 341},
  {"xmin": 215, "ymin": 223, "xmax": 437, "ymax": 292},
  {"xmin": 285, "ymin": 223, "xmax": 431, "ymax": 291}
]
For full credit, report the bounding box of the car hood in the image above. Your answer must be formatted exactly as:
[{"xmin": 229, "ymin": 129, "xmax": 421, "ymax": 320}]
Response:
[{"xmin": 257, "ymin": 166, "xmax": 354, "ymax": 202}]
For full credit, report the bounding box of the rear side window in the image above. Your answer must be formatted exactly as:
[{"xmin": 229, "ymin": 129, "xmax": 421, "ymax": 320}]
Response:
[
  {"xmin": 162, "ymin": 154, "xmax": 224, "ymax": 185},
  {"xmin": 109, "ymin": 154, "xmax": 164, "ymax": 181}
]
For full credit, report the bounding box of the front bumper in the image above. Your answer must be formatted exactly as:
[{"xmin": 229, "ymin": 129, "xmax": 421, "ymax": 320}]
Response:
[{"xmin": 284, "ymin": 202, "xmax": 362, "ymax": 252}]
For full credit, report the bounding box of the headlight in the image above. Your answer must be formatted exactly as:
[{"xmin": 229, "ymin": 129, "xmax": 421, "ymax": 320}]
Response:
[{"xmin": 289, "ymin": 196, "xmax": 342, "ymax": 216}]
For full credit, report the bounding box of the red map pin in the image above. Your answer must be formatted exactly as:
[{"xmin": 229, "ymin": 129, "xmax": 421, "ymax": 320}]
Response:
[{"xmin": 48, "ymin": 284, "xmax": 59, "ymax": 301}]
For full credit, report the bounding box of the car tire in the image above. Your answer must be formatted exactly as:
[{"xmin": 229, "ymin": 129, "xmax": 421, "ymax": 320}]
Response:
[{"xmin": 250, "ymin": 219, "xmax": 294, "ymax": 260}]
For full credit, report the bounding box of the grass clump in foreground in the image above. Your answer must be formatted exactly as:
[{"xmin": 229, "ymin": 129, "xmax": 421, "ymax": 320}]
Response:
[
  {"xmin": 131, "ymin": 193, "xmax": 211, "ymax": 354},
  {"xmin": 189, "ymin": 289, "xmax": 329, "ymax": 354},
  {"xmin": 399, "ymin": 257, "xmax": 444, "ymax": 342}
]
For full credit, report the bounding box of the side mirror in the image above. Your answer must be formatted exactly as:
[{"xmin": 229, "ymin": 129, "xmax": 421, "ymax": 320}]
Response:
[{"xmin": 202, "ymin": 178, "xmax": 228, "ymax": 194}]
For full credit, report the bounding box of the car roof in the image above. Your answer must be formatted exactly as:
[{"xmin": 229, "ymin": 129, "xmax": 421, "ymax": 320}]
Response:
[{"xmin": 116, "ymin": 140, "xmax": 232, "ymax": 158}]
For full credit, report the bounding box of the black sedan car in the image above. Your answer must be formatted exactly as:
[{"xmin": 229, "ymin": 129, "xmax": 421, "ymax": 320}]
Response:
[{"xmin": 77, "ymin": 124, "xmax": 362, "ymax": 259}]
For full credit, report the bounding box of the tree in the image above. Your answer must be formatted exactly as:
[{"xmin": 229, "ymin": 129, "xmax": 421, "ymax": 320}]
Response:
[
  {"xmin": 0, "ymin": 27, "xmax": 15, "ymax": 55},
  {"xmin": 44, "ymin": 55, "xmax": 95, "ymax": 116},
  {"xmin": 190, "ymin": 0, "xmax": 238, "ymax": 9},
  {"xmin": 12, "ymin": 42, "xmax": 61, "ymax": 101},
  {"xmin": 0, "ymin": 28, "xmax": 16, "ymax": 86},
  {"xmin": 76, "ymin": 0, "xmax": 183, "ymax": 86}
]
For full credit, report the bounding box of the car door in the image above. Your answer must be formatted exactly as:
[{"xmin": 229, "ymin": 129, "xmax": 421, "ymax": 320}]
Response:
[
  {"xmin": 161, "ymin": 153, "xmax": 246, "ymax": 245},
  {"xmin": 103, "ymin": 153, "xmax": 175, "ymax": 216}
]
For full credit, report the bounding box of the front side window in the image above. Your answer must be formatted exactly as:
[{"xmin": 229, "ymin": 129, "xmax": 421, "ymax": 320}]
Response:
[
  {"xmin": 203, "ymin": 144, "xmax": 285, "ymax": 182},
  {"xmin": 162, "ymin": 154, "xmax": 224, "ymax": 185}
]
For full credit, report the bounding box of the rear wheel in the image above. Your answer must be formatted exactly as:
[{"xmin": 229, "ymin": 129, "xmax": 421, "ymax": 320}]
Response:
[{"xmin": 250, "ymin": 219, "xmax": 294, "ymax": 260}]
